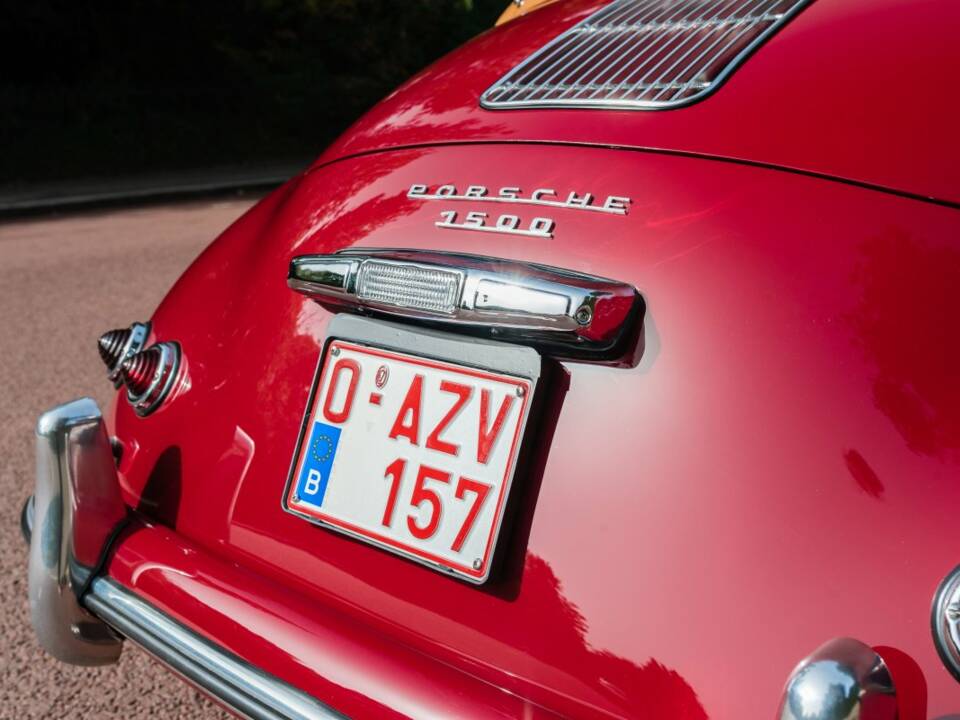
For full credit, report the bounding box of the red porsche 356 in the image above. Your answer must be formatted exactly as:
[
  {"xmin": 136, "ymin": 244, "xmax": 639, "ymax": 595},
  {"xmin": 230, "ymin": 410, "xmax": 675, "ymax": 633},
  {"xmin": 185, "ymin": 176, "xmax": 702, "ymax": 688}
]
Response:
[{"xmin": 24, "ymin": 1, "xmax": 960, "ymax": 717}]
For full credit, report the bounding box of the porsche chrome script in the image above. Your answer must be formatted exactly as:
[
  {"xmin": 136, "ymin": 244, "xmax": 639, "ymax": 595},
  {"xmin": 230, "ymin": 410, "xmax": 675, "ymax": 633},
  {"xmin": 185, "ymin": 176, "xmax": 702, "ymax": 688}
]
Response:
[{"xmin": 408, "ymin": 183, "xmax": 631, "ymax": 239}]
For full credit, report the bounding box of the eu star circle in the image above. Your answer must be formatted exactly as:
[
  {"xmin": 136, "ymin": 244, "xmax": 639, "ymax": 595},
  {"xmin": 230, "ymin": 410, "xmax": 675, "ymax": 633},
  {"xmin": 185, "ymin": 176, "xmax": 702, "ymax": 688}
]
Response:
[{"xmin": 310, "ymin": 433, "xmax": 334, "ymax": 465}]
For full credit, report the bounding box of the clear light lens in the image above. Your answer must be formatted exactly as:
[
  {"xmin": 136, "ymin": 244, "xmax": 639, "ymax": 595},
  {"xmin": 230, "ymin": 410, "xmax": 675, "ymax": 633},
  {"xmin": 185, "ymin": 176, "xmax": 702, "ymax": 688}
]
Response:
[{"xmin": 357, "ymin": 261, "xmax": 461, "ymax": 314}]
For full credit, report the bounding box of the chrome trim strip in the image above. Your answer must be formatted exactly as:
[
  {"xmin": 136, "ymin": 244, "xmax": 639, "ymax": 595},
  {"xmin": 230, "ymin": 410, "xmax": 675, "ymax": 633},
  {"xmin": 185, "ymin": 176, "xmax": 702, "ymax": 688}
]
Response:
[
  {"xmin": 481, "ymin": 0, "xmax": 813, "ymax": 111},
  {"xmin": 85, "ymin": 578, "xmax": 347, "ymax": 720},
  {"xmin": 28, "ymin": 398, "xmax": 124, "ymax": 665}
]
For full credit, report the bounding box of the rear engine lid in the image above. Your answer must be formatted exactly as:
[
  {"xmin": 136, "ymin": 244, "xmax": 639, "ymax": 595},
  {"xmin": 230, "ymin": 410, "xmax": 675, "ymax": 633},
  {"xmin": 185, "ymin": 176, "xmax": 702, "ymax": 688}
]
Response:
[
  {"xmin": 117, "ymin": 143, "xmax": 960, "ymax": 718},
  {"xmin": 314, "ymin": 0, "xmax": 960, "ymax": 206}
]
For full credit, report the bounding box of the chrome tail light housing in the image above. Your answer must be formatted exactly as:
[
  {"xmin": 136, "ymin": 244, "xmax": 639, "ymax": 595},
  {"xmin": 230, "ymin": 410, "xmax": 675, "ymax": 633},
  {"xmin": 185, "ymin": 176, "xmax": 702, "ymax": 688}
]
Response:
[{"xmin": 288, "ymin": 249, "xmax": 643, "ymax": 360}]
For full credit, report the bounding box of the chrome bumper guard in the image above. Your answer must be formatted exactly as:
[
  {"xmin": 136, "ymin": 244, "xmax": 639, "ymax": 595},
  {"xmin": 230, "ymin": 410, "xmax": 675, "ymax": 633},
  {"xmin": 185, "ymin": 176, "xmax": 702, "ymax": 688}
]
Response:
[
  {"xmin": 26, "ymin": 399, "xmax": 345, "ymax": 719},
  {"xmin": 27, "ymin": 398, "xmax": 125, "ymax": 665}
]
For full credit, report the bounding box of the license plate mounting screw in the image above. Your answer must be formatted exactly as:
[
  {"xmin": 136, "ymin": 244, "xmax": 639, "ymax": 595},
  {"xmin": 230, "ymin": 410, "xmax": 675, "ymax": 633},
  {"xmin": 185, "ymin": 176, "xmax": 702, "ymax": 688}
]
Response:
[
  {"xmin": 330, "ymin": 346, "xmax": 340, "ymax": 357},
  {"xmin": 573, "ymin": 305, "xmax": 593, "ymax": 325},
  {"xmin": 292, "ymin": 494, "xmax": 301, "ymax": 503},
  {"xmin": 472, "ymin": 558, "xmax": 483, "ymax": 570},
  {"xmin": 574, "ymin": 305, "xmax": 593, "ymax": 325},
  {"xmin": 516, "ymin": 386, "xmax": 525, "ymax": 397}
]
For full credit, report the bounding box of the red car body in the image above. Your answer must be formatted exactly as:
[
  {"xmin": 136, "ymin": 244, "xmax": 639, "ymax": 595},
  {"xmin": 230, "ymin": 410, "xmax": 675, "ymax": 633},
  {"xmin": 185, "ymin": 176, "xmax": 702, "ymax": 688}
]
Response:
[{"xmin": 25, "ymin": 1, "xmax": 960, "ymax": 718}]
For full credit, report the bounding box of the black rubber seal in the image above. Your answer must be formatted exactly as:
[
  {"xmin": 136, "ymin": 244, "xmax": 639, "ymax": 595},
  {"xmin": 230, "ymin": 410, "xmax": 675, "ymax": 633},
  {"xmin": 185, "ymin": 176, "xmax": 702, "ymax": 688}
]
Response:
[{"xmin": 76, "ymin": 511, "xmax": 133, "ymax": 602}]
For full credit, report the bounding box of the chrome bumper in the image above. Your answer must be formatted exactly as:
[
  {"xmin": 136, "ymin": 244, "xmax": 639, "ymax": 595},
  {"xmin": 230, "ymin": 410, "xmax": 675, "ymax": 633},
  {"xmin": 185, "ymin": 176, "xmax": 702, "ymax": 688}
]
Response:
[
  {"xmin": 85, "ymin": 578, "xmax": 344, "ymax": 720},
  {"xmin": 25, "ymin": 398, "xmax": 344, "ymax": 719}
]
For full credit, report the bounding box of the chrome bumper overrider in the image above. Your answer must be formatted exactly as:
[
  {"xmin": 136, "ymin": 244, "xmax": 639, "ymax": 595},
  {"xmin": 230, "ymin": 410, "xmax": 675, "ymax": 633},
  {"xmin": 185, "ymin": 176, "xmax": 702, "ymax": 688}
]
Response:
[
  {"xmin": 27, "ymin": 398, "xmax": 125, "ymax": 665},
  {"xmin": 25, "ymin": 398, "xmax": 344, "ymax": 720}
]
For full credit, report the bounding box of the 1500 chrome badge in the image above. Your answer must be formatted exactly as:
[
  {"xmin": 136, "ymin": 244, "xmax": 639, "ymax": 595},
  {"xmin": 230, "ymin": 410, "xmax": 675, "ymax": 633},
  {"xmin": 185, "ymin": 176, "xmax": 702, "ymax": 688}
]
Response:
[{"xmin": 408, "ymin": 183, "xmax": 631, "ymax": 239}]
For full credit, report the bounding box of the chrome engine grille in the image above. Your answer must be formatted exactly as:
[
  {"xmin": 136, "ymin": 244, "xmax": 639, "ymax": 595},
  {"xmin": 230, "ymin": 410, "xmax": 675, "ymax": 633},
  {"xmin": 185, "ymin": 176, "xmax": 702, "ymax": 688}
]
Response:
[{"xmin": 481, "ymin": 0, "xmax": 811, "ymax": 110}]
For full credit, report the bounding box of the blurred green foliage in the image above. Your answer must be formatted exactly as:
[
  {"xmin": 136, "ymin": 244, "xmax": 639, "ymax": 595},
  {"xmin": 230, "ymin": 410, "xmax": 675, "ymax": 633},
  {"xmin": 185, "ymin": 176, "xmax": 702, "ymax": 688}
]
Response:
[{"xmin": 0, "ymin": 0, "xmax": 503, "ymax": 183}]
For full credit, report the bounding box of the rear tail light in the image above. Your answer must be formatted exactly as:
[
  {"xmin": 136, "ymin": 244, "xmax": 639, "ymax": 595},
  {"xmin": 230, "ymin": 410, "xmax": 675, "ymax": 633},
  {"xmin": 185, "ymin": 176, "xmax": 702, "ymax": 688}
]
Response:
[
  {"xmin": 119, "ymin": 342, "xmax": 181, "ymax": 416},
  {"xmin": 97, "ymin": 322, "xmax": 150, "ymax": 387}
]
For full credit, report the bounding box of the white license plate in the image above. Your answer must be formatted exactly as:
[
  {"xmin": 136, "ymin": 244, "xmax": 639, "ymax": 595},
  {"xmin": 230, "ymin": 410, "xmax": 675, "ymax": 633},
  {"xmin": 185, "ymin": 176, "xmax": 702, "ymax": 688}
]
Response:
[{"xmin": 285, "ymin": 339, "xmax": 533, "ymax": 582}]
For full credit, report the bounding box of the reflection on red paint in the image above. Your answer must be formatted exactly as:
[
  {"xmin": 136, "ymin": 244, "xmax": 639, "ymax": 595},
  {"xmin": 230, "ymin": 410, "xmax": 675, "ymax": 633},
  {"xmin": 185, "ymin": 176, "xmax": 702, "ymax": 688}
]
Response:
[
  {"xmin": 850, "ymin": 229, "xmax": 960, "ymax": 460},
  {"xmin": 512, "ymin": 554, "xmax": 708, "ymax": 719},
  {"xmin": 874, "ymin": 646, "xmax": 927, "ymax": 720},
  {"xmin": 843, "ymin": 449, "xmax": 884, "ymax": 499}
]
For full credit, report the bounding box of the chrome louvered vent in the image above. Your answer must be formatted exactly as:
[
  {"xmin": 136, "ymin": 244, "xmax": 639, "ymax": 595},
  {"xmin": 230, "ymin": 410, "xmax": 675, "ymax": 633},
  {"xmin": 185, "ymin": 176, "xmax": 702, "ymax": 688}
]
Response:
[{"xmin": 481, "ymin": 0, "xmax": 811, "ymax": 110}]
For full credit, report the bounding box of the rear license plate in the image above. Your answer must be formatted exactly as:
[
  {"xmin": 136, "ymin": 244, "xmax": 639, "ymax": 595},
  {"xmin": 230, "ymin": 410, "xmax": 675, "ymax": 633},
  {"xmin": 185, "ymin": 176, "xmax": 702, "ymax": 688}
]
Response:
[{"xmin": 285, "ymin": 339, "xmax": 533, "ymax": 583}]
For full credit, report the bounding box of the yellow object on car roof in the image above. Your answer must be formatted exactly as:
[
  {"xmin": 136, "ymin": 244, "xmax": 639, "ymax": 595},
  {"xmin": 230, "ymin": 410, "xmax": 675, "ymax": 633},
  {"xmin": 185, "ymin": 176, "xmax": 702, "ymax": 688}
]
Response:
[{"xmin": 496, "ymin": 0, "xmax": 559, "ymax": 25}]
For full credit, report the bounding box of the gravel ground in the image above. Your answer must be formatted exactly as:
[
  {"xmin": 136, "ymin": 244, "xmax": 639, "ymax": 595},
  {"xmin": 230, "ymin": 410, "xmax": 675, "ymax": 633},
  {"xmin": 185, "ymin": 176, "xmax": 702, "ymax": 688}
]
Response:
[{"xmin": 0, "ymin": 199, "xmax": 256, "ymax": 719}]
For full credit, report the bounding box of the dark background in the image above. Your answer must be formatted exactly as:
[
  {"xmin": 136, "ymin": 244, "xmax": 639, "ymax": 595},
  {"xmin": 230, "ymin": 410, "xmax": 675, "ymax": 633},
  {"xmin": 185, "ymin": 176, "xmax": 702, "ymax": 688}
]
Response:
[{"xmin": 0, "ymin": 1, "xmax": 503, "ymax": 190}]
